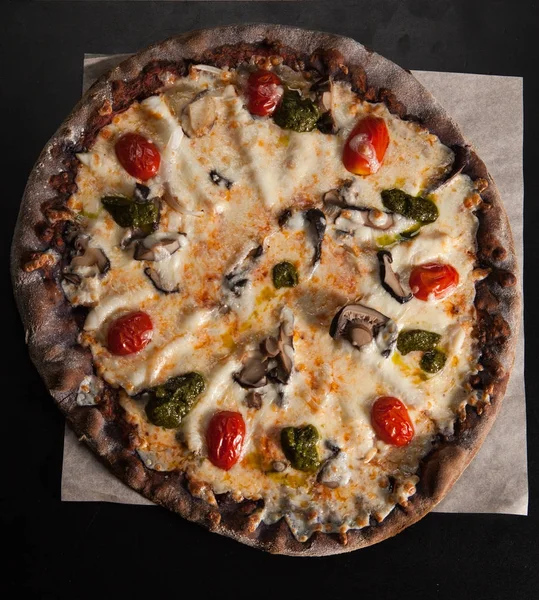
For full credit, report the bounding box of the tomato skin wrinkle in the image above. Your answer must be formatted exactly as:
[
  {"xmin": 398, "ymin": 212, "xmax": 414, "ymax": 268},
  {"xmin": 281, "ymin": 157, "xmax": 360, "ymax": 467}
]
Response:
[
  {"xmin": 115, "ymin": 133, "xmax": 161, "ymax": 181},
  {"xmin": 409, "ymin": 262, "xmax": 459, "ymax": 301},
  {"xmin": 343, "ymin": 116, "xmax": 389, "ymax": 175},
  {"xmin": 206, "ymin": 411, "xmax": 246, "ymax": 471},
  {"xmin": 247, "ymin": 70, "xmax": 283, "ymax": 117},
  {"xmin": 107, "ymin": 311, "xmax": 153, "ymax": 356},
  {"xmin": 371, "ymin": 396, "xmax": 414, "ymax": 447}
]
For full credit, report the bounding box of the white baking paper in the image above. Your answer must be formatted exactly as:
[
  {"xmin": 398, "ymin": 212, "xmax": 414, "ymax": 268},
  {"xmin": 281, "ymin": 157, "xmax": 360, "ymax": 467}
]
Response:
[{"xmin": 61, "ymin": 54, "xmax": 527, "ymax": 515}]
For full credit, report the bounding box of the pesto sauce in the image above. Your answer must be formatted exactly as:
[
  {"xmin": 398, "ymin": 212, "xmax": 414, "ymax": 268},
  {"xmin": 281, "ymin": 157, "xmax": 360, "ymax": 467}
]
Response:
[
  {"xmin": 102, "ymin": 195, "xmax": 159, "ymax": 231},
  {"xmin": 273, "ymin": 90, "xmax": 320, "ymax": 133},
  {"xmin": 281, "ymin": 425, "xmax": 321, "ymax": 472},
  {"xmin": 420, "ymin": 349, "xmax": 447, "ymax": 373},
  {"xmin": 272, "ymin": 261, "xmax": 299, "ymax": 288},
  {"xmin": 145, "ymin": 372, "xmax": 206, "ymax": 428},
  {"xmin": 381, "ymin": 189, "xmax": 438, "ymax": 224},
  {"xmin": 397, "ymin": 330, "xmax": 441, "ymax": 355}
]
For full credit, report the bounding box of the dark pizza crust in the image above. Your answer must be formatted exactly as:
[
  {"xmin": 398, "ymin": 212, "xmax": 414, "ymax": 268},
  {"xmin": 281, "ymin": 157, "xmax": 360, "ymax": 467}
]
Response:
[{"xmin": 10, "ymin": 24, "xmax": 521, "ymax": 557}]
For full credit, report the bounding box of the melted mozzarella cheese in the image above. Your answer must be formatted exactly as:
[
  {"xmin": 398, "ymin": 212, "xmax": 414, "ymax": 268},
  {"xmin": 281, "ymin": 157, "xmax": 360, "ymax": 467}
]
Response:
[{"xmin": 67, "ymin": 70, "xmax": 480, "ymax": 540}]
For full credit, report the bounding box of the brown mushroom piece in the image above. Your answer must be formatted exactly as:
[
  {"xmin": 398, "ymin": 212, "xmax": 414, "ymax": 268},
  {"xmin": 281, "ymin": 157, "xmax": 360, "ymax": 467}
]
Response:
[
  {"xmin": 318, "ymin": 450, "xmax": 351, "ymax": 489},
  {"xmin": 268, "ymin": 308, "xmax": 295, "ymax": 384},
  {"xmin": 304, "ymin": 208, "xmax": 326, "ymax": 267},
  {"xmin": 134, "ymin": 232, "xmax": 186, "ymax": 262},
  {"xmin": 224, "ymin": 244, "xmax": 263, "ymax": 298},
  {"xmin": 235, "ymin": 308, "xmax": 295, "ymax": 389},
  {"xmin": 330, "ymin": 303, "xmax": 397, "ymax": 357},
  {"xmin": 323, "ymin": 189, "xmax": 395, "ymax": 232},
  {"xmin": 68, "ymin": 238, "xmax": 110, "ymax": 276},
  {"xmin": 144, "ymin": 265, "xmax": 180, "ymax": 294},
  {"xmin": 377, "ymin": 250, "xmax": 413, "ymax": 304},
  {"xmin": 427, "ymin": 144, "xmax": 470, "ymax": 194},
  {"xmin": 209, "ymin": 170, "xmax": 233, "ymax": 190},
  {"xmin": 235, "ymin": 352, "xmax": 268, "ymax": 388}
]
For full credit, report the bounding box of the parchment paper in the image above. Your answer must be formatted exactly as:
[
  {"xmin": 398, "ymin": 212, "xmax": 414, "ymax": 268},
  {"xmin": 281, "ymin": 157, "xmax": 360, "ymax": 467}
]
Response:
[{"xmin": 61, "ymin": 54, "xmax": 527, "ymax": 515}]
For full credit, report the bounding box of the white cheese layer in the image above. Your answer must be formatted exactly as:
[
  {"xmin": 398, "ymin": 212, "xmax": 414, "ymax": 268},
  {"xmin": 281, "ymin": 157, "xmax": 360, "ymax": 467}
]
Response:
[{"xmin": 67, "ymin": 70, "xmax": 479, "ymax": 541}]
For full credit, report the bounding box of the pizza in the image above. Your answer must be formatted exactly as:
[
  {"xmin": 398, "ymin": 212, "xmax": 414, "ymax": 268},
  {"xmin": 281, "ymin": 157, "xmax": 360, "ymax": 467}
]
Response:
[{"xmin": 10, "ymin": 25, "xmax": 520, "ymax": 556}]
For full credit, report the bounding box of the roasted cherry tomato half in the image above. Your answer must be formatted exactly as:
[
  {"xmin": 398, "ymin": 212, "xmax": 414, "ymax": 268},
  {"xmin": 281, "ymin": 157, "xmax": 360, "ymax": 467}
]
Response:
[
  {"xmin": 107, "ymin": 311, "xmax": 153, "ymax": 356},
  {"xmin": 115, "ymin": 133, "xmax": 161, "ymax": 181},
  {"xmin": 409, "ymin": 262, "xmax": 459, "ymax": 301},
  {"xmin": 371, "ymin": 396, "xmax": 414, "ymax": 447},
  {"xmin": 247, "ymin": 70, "xmax": 283, "ymax": 117},
  {"xmin": 206, "ymin": 410, "xmax": 246, "ymax": 471},
  {"xmin": 343, "ymin": 116, "xmax": 389, "ymax": 175}
]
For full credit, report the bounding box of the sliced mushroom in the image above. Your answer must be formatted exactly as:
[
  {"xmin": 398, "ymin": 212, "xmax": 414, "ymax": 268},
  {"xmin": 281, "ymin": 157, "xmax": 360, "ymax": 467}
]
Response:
[
  {"xmin": 318, "ymin": 450, "xmax": 351, "ymax": 489},
  {"xmin": 69, "ymin": 240, "xmax": 110, "ymax": 275},
  {"xmin": 133, "ymin": 183, "xmax": 151, "ymax": 202},
  {"xmin": 182, "ymin": 93, "xmax": 217, "ymax": 137},
  {"xmin": 144, "ymin": 265, "xmax": 180, "ymax": 294},
  {"xmin": 235, "ymin": 352, "xmax": 268, "ymax": 388},
  {"xmin": 235, "ymin": 309, "xmax": 295, "ymax": 389},
  {"xmin": 209, "ymin": 170, "xmax": 233, "ymax": 190},
  {"xmin": 324, "ymin": 184, "xmax": 395, "ymax": 231},
  {"xmin": 278, "ymin": 208, "xmax": 293, "ymax": 227},
  {"xmin": 268, "ymin": 308, "xmax": 295, "ymax": 384},
  {"xmin": 224, "ymin": 244, "xmax": 263, "ymax": 298},
  {"xmin": 245, "ymin": 390, "xmax": 263, "ymax": 409},
  {"xmin": 260, "ymin": 336, "xmax": 280, "ymax": 358},
  {"xmin": 304, "ymin": 208, "xmax": 326, "ymax": 267},
  {"xmin": 427, "ymin": 145, "xmax": 470, "ymax": 193},
  {"xmin": 134, "ymin": 232, "xmax": 186, "ymax": 262},
  {"xmin": 330, "ymin": 302, "xmax": 396, "ymax": 356},
  {"xmin": 63, "ymin": 272, "xmax": 82, "ymax": 286},
  {"xmin": 377, "ymin": 250, "xmax": 413, "ymax": 304}
]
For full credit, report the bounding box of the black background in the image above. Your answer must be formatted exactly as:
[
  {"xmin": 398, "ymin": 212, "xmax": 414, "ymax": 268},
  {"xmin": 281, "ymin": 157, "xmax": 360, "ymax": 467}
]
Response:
[{"xmin": 3, "ymin": 1, "xmax": 538, "ymax": 598}]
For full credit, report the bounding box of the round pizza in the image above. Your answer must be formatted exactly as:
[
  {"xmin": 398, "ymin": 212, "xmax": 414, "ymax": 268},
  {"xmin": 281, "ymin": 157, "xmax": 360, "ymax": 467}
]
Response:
[{"xmin": 10, "ymin": 25, "xmax": 520, "ymax": 556}]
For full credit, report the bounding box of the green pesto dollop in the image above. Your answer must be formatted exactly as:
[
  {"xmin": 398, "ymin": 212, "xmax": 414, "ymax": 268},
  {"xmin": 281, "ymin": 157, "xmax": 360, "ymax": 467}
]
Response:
[
  {"xmin": 101, "ymin": 195, "xmax": 159, "ymax": 232},
  {"xmin": 397, "ymin": 330, "xmax": 442, "ymax": 355},
  {"xmin": 420, "ymin": 349, "xmax": 447, "ymax": 374},
  {"xmin": 145, "ymin": 372, "xmax": 206, "ymax": 428},
  {"xmin": 272, "ymin": 261, "xmax": 299, "ymax": 289},
  {"xmin": 281, "ymin": 425, "xmax": 321, "ymax": 472},
  {"xmin": 381, "ymin": 189, "xmax": 438, "ymax": 224},
  {"xmin": 273, "ymin": 90, "xmax": 320, "ymax": 133}
]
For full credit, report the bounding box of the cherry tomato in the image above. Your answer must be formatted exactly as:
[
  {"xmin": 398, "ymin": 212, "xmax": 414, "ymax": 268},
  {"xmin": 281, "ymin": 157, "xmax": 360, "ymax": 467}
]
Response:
[
  {"xmin": 409, "ymin": 262, "xmax": 459, "ymax": 301},
  {"xmin": 247, "ymin": 70, "xmax": 283, "ymax": 117},
  {"xmin": 342, "ymin": 116, "xmax": 389, "ymax": 175},
  {"xmin": 206, "ymin": 411, "xmax": 246, "ymax": 471},
  {"xmin": 371, "ymin": 396, "xmax": 414, "ymax": 447},
  {"xmin": 115, "ymin": 133, "xmax": 161, "ymax": 181},
  {"xmin": 107, "ymin": 311, "xmax": 153, "ymax": 356}
]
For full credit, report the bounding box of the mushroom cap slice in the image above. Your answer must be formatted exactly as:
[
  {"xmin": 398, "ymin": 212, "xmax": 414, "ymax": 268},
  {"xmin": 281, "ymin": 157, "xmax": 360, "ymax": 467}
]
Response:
[
  {"xmin": 144, "ymin": 265, "xmax": 180, "ymax": 294},
  {"xmin": 377, "ymin": 250, "xmax": 413, "ymax": 304},
  {"xmin": 134, "ymin": 232, "xmax": 186, "ymax": 262},
  {"xmin": 305, "ymin": 208, "xmax": 327, "ymax": 267},
  {"xmin": 235, "ymin": 353, "xmax": 268, "ymax": 388},
  {"xmin": 330, "ymin": 302, "xmax": 394, "ymax": 353},
  {"xmin": 69, "ymin": 244, "xmax": 110, "ymax": 275}
]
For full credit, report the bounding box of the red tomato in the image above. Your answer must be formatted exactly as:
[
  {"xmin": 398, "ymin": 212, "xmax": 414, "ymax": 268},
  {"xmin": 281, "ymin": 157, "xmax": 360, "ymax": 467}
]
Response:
[
  {"xmin": 107, "ymin": 311, "xmax": 153, "ymax": 356},
  {"xmin": 342, "ymin": 116, "xmax": 389, "ymax": 175},
  {"xmin": 206, "ymin": 411, "xmax": 246, "ymax": 470},
  {"xmin": 115, "ymin": 133, "xmax": 161, "ymax": 181},
  {"xmin": 409, "ymin": 263, "xmax": 459, "ymax": 301},
  {"xmin": 247, "ymin": 70, "xmax": 283, "ymax": 117},
  {"xmin": 371, "ymin": 396, "xmax": 414, "ymax": 447}
]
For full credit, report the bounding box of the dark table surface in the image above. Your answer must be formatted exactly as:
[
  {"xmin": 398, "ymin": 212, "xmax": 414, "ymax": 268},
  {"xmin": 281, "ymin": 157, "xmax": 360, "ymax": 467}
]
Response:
[{"xmin": 3, "ymin": 1, "xmax": 538, "ymax": 598}]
